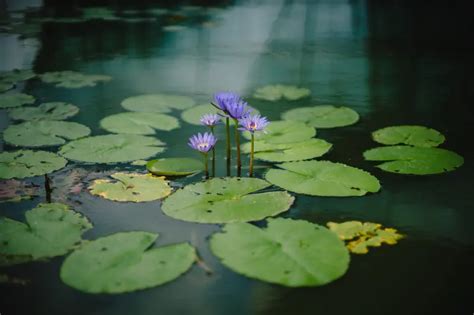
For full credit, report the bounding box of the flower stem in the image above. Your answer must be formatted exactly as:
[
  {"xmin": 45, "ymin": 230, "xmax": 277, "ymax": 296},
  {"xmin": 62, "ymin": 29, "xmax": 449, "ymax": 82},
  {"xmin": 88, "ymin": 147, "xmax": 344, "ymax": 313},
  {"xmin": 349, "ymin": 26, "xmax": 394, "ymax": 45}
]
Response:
[
  {"xmin": 225, "ymin": 117, "xmax": 231, "ymax": 176},
  {"xmin": 203, "ymin": 153, "xmax": 209, "ymax": 179},
  {"xmin": 250, "ymin": 133, "xmax": 254, "ymax": 177},
  {"xmin": 234, "ymin": 119, "xmax": 241, "ymax": 176},
  {"xmin": 210, "ymin": 127, "xmax": 216, "ymax": 177}
]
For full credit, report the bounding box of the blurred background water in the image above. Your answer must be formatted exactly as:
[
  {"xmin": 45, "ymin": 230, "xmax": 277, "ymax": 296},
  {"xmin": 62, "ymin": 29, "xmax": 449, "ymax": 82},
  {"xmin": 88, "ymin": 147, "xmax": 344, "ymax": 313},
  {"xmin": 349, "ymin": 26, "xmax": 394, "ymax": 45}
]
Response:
[{"xmin": 1, "ymin": 0, "xmax": 473, "ymax": 314}]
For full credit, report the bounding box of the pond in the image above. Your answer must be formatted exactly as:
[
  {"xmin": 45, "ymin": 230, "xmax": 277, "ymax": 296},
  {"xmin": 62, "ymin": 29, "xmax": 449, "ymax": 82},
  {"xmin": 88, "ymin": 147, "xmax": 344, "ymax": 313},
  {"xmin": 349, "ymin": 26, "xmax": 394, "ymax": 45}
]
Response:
[{"xmin": 1, "ymin": 1, "xmax": 473, "ymax": 314}]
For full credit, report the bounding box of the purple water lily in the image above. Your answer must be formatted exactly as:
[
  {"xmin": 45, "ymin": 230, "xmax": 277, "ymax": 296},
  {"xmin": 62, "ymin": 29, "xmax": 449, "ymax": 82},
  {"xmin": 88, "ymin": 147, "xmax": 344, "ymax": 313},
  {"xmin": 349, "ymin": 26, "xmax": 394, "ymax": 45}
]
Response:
[
  {"xmin": 213, "ymin": 91, "xmax": 241, "ymax": 112},
  {"xmin": 188, "ymin": 132, "xmax": 217, "ymax": 153},
  {"xmin": 239, "ymin": 114, "xmax": 269, "ymax": 133},
  {"xmin": 226, "ymin": 99, "xmax": 251, "ymax": 120},
  {"xmin": 200, "ymin": 113, "xmax": 221, "ymax": 127}
]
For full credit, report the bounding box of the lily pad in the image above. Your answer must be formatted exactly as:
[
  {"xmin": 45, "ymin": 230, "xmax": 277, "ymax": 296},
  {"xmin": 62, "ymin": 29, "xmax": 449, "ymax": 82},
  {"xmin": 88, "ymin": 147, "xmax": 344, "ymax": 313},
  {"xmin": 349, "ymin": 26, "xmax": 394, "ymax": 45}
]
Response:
[
  {"xmin": 265, "ymin": 160, "xmax": 381, "ymax": 197},
  {"xmin": 0, "ymin": 180, "xmax": 39, "ymax": 203},
  {"xmin": 241, "ymin": 138, "xmax": 332, "ymax": 162},
  {"xmin": 282, "ymin": 105, "xmax": 359, "ymax": 128},
  {"xmin": 0, "ymin": 93, "xmax": 35, "ymax": 109},
  {"xmin": 243, "ymin": 120, "xmax": 315, "ymax": 144},
  {"xmin": 363, "ymin": 145, "xmax": 464, "ymax": 175},
  {"xmin": 210, "ymin": 218, "xmax": 350, "ymax": 287},
  {"xmin": 40, "ymin": 71, "xmax": 112, "ymax": 88},
  {"xmin": 121, "ymin": 94, "xmax": 195, "ymax": 113},
  {"xmin": 89, "ymin": 173, "xmax": 172, "ymax": 202},
  {"xmin": 0, "ymin": 81, "xmax": 14, "ymax": 92},
  {"xmin": 59, "ymin": 134, "xmax": 166, "ymax": 164},
  {"xmin": 0, "ymin": 203, "xmax": 92, "ymax": 266},
  {"xmin": 0, "ymin": 69, "xmax": 36, "ymax": 83},
  {"xmin": 60, "ymin": 231, "xmax": 196, "ymax": 294},
  {"xmin": 372, "ymin": 125, "xmax": 445, "ymax": 147},
  {"xmin": 327, "ymin": 221, "xmax": 403, "ymax": 254},
  {"xmin": 82, "ymin": 7, "xmax": 119, "ymax": 20},
  {"xmin": 253, "ymin": 84, "xmax": 310, "ymax": 101},
  {"xmin": 4, "ymin": 120, "xmax": 91, "ymax": 147},
  {"xmin": 100, "ymin": 112, "xmax": 179, "ymax": 134},
  {"xmin": 181, "ymin": 103, "xmax": 220, "ymax": 125},
  {"xmin": 9, "ymin": 102, "xmax": 79, "ymax": 121},
  {"xmin": 0, "ymin": 150, "xmax": 67, "ymax": 179},
  {"xmin": 147, "ymin": 157, "xmax": 202, "ymax": 176},
  {"xmin": 162, "ymin": 177, "xmax": 294, "ymax": 223}
]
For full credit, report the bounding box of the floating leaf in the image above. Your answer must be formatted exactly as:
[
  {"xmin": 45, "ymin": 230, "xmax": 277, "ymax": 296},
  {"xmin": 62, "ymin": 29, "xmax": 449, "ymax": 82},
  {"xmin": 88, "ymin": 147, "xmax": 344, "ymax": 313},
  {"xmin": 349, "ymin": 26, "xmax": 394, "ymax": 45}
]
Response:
[
  {"xmin": 162, "ymin": 177, "xmax": 294, "ymax": 223},
  {"xmin": 59, "ymin": 134, "xmax": 165, "ymax": 164},
  {"xmin": 147, "ymin": 157, "xmax": 202, "ymax": 176},
  {"xmin": 60, "ymin": 231, "xmax": 195, "ymax": 294},
  {"xmin": 40, "ymin": 71, "xmax": 111, "ymax": 88},
  {"xmin": 0, "ymin": 93, "xmax": 35, "ymax": 109},
  {"xmin": 210, "ymin": 218, "xmax": 350, "ymax": 287},
  {"xmin": 82, "ymin": 7, "xmax": 119, "ymax": 20},
  {"xmin": 0, "ymin": 150, "xmax": 67, "ymax": 179},
  {"xmin": 241, "ymin": 138, "xmax": 332, "ymax": 162},
  {"xmin": 121, "ymin": 94, "xmax": 195, "ymax": 113},
  {"xmin": 265, "ymin": 160, "xmax": 380, "ymax": 197},
  {"xmin": 4, "ymin": 120, "xmax": 91, "ymax": 147},
  {"xmin": 131, "ymin": 160, "xmax": 148, "ymax": 166},
  {"xmin": 0, "ymin": 81, "xmax": 14, "ymax": 92},
  {"xmin": 282, "ymin": 105, "xmax": 359, "ymax": 128},
  {"xmin": 100, "ymin": 112, "xmax": 179, "ymax": 134},
  {"xmin": 163, "ymin": 25, "xmax": 187, "ymax": 32},
  {"xmin": 0, "ymin": 180, "xmax": 39, "ymax": 203},
  {"xmin": 242, "ymin": 120, "xmax": 315, "ymax": 144},
  {"xmin": 0, "ymin": 203, "xmax": 92, "ymax": 266},
  {"xmin": 89, "ymin": 172, "xmax": 171, "ymax": 202},
  {"xmin": 253, "ymin": 84, "xmax": 310, "ymax": 101},
  {"xmin": 181, "ymin": 103, "xmax": 220, "ymax": 125},
  {"xmin": 372, "ymin": 125, "xmax": 445, "ymax": 147},
  {"xmin": 327, "ymin": 221, "xmax": 403, "ymax": 254},
  {"xmin": 9, "ymin": 102, "xmax": 79, "ymax": 121},
  {"xmin": 363, "ymin": 145, "xmax": 464, "ymax": 175},
  {"xmin": 0, "ymin": 69, "xmax": 36, "ymax": 83}
]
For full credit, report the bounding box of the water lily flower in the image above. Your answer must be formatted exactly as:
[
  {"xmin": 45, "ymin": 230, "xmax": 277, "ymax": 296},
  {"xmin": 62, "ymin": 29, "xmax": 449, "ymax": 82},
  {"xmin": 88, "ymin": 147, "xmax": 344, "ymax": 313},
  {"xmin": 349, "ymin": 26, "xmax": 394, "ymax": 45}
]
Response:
[
  {"xmin": 200, "ymin": 113, "xmax": 221, "ymax": 127},
  {"xmin": 213, "ymin": 91, "xmax": 241, "ymax": 113},
  {"xmin": 188, "ymin": 132, "xmax": 217, "ymax": 153},
  {"xmin": 238, "ymin": 114, "xmax": 269, "ymax": 133},
  {"xmin": 225, "ymin": 99, "xmax": 251, "ymax": 120}
]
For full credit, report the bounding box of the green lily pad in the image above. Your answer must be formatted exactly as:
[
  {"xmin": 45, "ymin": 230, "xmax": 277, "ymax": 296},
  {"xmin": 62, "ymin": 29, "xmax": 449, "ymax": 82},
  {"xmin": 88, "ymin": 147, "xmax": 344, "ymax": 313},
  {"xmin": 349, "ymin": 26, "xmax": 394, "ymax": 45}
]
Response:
[
  {"xmin": 4, "ymin": 120, "xmax": 91, "ymax": 147},
  {"xmin": 0, "ymin": 93, "xmax": 35, "ymax": 109},
  {"xmin": 0, "ymin": 69, "xmax": 36, "ymax": 83},
  {"xmin": 162, "ymin": 177, "xmax": 294, "ymax": 223},
  {"xmin": 82, "ymin": 7, "xmax": 119, "ymax": 20},
  {"xmin": 121, "ymin": 94, "xmax": 195, "ymax": 113},
  {"xmin": 181, "ymin": 103, "xmax": 220, "ymax": 125},
  {"xmin": 363, "ymin": 145, "xmax": 464, "ymax": 175},
  {"xmin": 0, "ymin": 81, "xmax": 14, "ymax": 92},
  {"xmin": 147, "ymin": 158, "xmax": 203, "ymax": 176},
  {"xmin": 372, "ymin": 125, "xmax": 445, "ymax": 147},
  {"xmin": 40, "ymin": 71, "xmax": 112, "ymax": 88},
  {"xmin": 253, "ymin": 84, "xmax": 310, "ymax": 101},
  {"xmin": 0, "ymin": 150, "xmax": 67, "ymax": 179},
  {"xmin": 89, "ymin": 172, "xmax": 172, "ymax": 202},
  {"xmin": 265, "ymin": 160, "xmax": 381, "ymax": 197},
  {"xmin": 210, "ymin": 218, "xmax": 350, "ymax": 287},
  {"xmin": 100, "ymin": 112, "xmax": 179, "ymax": 134},
  {"xmin": 59, "ymin": 134, "xmax": 166, "ymax": 164},
  {"xmin": 241, "ymin": 138, "xmax": 332, "ymax": 162},
  {"xmin": 0, "ymin": 203, "xmax": 92, "ymax": 266},
  {"xmin": 282, "ymin": 105, "xmax": 359, "ymax": 128},
  {"xmin": 243, "ymin": 120, "xmax": 316, "ymax": 144},
  {"xmin": 60, "ymin": 231, "xmax": 196, "ymax": 294},
  {"xmin": 9, "ymin": 102, "xmax": 79, "ymax": 121}
]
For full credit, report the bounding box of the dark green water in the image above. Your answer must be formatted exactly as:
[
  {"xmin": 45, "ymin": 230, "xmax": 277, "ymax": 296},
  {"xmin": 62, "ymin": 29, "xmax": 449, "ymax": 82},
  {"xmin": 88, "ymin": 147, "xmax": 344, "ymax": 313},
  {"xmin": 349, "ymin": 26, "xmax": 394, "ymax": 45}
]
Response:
[{"xmin": 1, "ymin": 1, "xmax": 473, "ymax": 314}]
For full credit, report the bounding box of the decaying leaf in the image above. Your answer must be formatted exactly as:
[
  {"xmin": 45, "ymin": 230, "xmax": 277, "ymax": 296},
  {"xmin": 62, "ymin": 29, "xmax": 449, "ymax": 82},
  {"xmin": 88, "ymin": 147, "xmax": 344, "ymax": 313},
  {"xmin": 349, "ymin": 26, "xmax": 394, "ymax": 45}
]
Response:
[{"xmin": 0, "ymin": 180, "xmax": 39, "ymax": 203}]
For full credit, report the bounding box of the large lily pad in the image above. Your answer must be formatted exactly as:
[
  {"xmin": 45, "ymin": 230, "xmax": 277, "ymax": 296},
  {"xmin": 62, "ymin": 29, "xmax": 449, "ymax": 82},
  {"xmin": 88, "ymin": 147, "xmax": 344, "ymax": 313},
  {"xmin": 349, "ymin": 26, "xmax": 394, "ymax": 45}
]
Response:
[
  {"xmin": 0, "ymin": 150, "xmax": 67, "ymax": 179},
  {"xmin": 372, "ymin": 125, "xmax": 445, "ymax": 147},
  {"xmin": 210, "ymin": 218, "xmax": 350, "ymax": 287},
  {"xmin": 100, "ymin": 112, "xmax": 179, "ymax": 134},
  {"xmin": 0, "ymin": 93, "xmax": 35, "ymax": 109},
  {"xmin": 59, "ymin": 134, "xmax": 165, "ymax": 164},
  {"xmin": 0, "ymin": 69, "xmax": 36, "ymax": 83},
  {"xmin": 161, "ymin": 177, "xmax": 294, "ymax": 223},
  {"xmin": 243, "ymin": 120, "xmax": 315, "ymax": 144},
  {"xmin": 82, "ymin": 7, "xmax": 119, "ymax": 20},
  {"xmin": 181, "ymin": 103, "xmax": 220, "ymax": 125},
  {"xmin": 253, "ymin": 84, "xmax": 310, "ymax": 101},
  {"xmin": 9, "ymin": 102, "xmax": 79, "ymax": 121},
  {"xmin": 4, "ymin": 120, "xmax": 91, "ymax": 147},
  {"xmin": 241, "ymin": 138, "xmax": 332, "ymax": 162},
  {"xmin": 0, "ymin": 81, "xmax": 14, "ymax": 92},
  {"xmin": 363, "ymin": 145, "xmax": 464, "ymax": 175},
  {"xmin": 265, "ymin": 160, "xmax": 380, "ymax": 197},
  {"xmin": 40, "ymin": 71, "xmax": 112, "ymax": 88},
  {"xmin": 0, "ymin": 203, "xmax": 92, "ymax": 266},
  {"xmin": 147, "ymin": 158, "xmax": 202, "ymax": 176},
  {"xmin": 282, "ymin": 105, "xmax": 359, "ymax": 128},
  {"xmin": 121, "ymin": 94, "xmax": 195, "ymax": 113},
  {"xmin": 89, "ymin": 172, "xmax": 171, "ymax": 202},
  {"xmin": 60, "ymin": 231, "xmax": 196, "ymax": 294}
]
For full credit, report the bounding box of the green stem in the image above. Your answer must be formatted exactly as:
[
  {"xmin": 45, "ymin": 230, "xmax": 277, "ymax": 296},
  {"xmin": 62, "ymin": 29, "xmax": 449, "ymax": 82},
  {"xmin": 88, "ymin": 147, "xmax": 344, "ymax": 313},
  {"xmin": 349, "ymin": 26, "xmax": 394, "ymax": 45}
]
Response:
[
  {"xmin": 203, "ymin": 153, "xmax": 209, "ymax": 179},
  {"xmin": 210, "ymin": 126, "xmax": 216, "ymax": 177},
  {"xmin": 250, "ymin": 133, "xmax": 254, "ymax": 177},
  {"xmin": 234, "ymin": 119, "xmax": 241, "ymax": 176},
  {"xmin": 225, "ymin": 117, "xmax": 231, "ymax": 176}
]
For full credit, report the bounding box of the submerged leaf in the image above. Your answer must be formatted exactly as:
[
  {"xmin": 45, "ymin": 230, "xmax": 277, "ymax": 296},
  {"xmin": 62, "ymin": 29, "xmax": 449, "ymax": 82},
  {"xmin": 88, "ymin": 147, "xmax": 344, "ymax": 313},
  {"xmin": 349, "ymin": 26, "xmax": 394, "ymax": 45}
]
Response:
[
  {"xmin": 0, "ymin": 93, "xmax": 35, "ymax": 109},
  {"xmin": 100, "ymin": 112, "xmax": 179, "ymax": 134},
  {"xmin": 9, "ymin": 102, "xmax": 79, "ymax": 121},
  {"xmin": 147, "ymin": 157, "xmax": 202, "ymax": 176},
  {"xmin": 89, "ymin": 172, "xmax": 171, "ymax": 202},
  {"xmin": 363, "ymin": 145, "xmax": 464, "ymax": 175},
  {"xmin": 162, "ymin": 177, "xmax": 294, "ymax": 223},
  {"xmin": 372, "ymin": 125, "xmax": 445, "ymax": 147},
  {"xmin": 0, "ymin": 180, "xmax": 39, "ymax": 203},
  {"xmin": 40, "ymin": 71, "xmax": 111, "ymax": 88},
  {"xmin": 282, "ymin": 105, "xmax": 359, "ymax": 128},
  {"xmin": 0, "ymin": 203, "xmax": 92, "ymax": 266},
  {"xmin": 265, "ymin": 160, "xmax": 380, "ymax": 197},
  {"xmin": 210, "ymin": 218, "xmax": 350, "ymax": 287},
  {"xmin": 253, "ymin": 84, "xmax": 310, "ymax": 101},
  {"xmin": 121, "ymin": 94, "xmax": 195, "ymax": 113},
  {"xmin": 60, "ymin": 232, "xmax": 196, "ymax": 294},
  {"xmin": 0, "ymin": 150, "xmax": 67, "ymax": 179}
]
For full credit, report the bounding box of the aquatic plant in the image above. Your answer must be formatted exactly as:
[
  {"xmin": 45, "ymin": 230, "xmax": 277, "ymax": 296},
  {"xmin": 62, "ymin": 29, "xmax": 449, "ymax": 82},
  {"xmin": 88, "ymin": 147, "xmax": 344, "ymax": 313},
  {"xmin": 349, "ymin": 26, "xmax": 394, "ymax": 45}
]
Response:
[
  {"xmin": 238, "ymin": 114, "xmax": 269, "ymax": 176},
  {"xmin": 200, "ymin": 113, "xmax": 221, "ymax": 176},
  {"xmin": 188, "ymin": 132, "xmax": 217, "ymax": 178}
]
